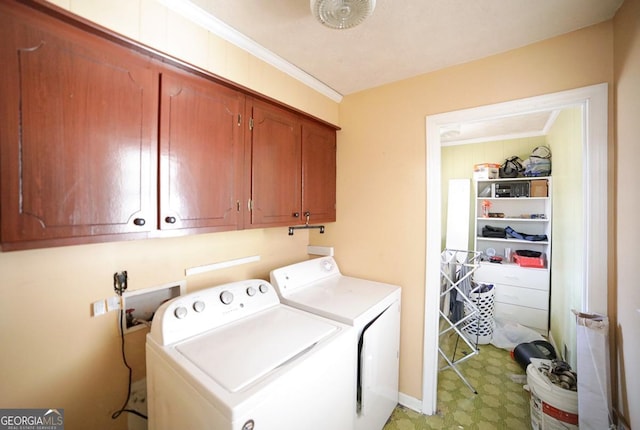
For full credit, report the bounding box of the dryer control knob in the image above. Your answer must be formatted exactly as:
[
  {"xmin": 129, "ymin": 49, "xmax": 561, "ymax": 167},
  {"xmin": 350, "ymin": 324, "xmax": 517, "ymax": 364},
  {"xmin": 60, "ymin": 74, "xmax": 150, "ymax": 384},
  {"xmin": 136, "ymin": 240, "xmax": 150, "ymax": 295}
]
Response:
[
  {"xmin": 193, "ymin": 300, "xmax": 205, "ymax": 313},
  {"xmin": 174, "ymin": 306, "xmax": 188, "ymax": 319},
  {"xmin": 219, "ymin": 291, "xmax": 234, "ymax": 305},
  {"xmin": 322, "ymin": 260, "xmax": 334, "ymax": 272},
  {"xmin": 246, "ymin": 286, "xmax": 257, "ymax": 296},
  {"xmin": 258, "ymin": 283, "xmax": 269, "ymax": 294}
]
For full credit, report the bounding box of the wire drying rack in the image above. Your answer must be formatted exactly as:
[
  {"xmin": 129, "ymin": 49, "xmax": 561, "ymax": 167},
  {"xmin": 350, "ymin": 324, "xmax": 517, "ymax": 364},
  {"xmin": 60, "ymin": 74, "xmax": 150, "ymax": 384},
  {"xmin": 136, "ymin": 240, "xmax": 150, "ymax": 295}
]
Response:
[{"xmin": 439, "ymin": 248, "xmax": 482, "ymax": 394}]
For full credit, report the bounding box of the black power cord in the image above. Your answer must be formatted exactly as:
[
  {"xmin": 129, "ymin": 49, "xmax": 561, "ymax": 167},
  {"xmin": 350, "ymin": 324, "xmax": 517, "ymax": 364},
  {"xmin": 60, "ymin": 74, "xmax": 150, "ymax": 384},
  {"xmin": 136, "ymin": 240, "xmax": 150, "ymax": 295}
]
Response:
[{"xmin": 111, "ymin": 271, "xmax": 148, "ymax": 421}]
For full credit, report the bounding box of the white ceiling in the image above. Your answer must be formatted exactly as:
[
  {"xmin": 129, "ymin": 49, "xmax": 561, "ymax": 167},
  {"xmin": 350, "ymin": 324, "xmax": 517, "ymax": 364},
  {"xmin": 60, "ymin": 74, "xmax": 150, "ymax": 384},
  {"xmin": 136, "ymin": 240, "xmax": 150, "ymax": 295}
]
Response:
[
  {"xmin": 440, "ymin": 110, "xmax": 560, "ymax": 145},
  {"xmin": 187, "ymin": 0, "xmax": 623, "ymax": 96}
]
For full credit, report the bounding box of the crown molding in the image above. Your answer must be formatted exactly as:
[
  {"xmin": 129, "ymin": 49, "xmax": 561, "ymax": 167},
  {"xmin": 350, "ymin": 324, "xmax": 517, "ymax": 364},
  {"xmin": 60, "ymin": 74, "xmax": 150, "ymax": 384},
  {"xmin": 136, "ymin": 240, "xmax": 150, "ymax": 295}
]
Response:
[{"xmin": 156, "ymin": 0, "xmax": 343, "ymax": 103}]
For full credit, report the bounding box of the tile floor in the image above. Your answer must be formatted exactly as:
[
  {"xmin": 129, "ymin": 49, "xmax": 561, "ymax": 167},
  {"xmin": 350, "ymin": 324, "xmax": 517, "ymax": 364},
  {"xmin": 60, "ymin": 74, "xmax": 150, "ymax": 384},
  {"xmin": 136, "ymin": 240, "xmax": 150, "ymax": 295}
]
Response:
[{"xmin": 384, "ymin": 341, "xmax": 531, "ymax": 429}]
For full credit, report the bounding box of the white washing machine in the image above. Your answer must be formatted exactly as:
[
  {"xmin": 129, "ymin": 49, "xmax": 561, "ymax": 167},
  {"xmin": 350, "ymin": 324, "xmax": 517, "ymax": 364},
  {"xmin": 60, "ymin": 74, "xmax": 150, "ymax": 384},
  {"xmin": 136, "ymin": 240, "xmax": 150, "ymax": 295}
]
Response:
[
  {"xmin": 270, "ymin": 257, "xmax": 401, "ymax": 430},
  {"xmin": 146, "ymin": 279, "xmax": 356, "ymax": 430}
]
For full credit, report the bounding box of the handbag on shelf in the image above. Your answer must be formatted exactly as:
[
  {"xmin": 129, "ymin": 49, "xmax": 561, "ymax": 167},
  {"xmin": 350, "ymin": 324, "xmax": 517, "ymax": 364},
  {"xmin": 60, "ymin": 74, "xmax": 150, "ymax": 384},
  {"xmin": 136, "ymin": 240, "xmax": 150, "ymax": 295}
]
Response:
[{"xmin": 482, "ymin": 225, "xmax": 506, "ymax": 238}]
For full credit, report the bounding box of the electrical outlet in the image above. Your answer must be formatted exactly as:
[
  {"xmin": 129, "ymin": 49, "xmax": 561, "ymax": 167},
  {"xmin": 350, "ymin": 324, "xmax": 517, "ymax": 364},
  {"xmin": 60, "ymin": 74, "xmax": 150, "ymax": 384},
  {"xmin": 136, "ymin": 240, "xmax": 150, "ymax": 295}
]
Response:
[
  {"xmin": 92, "ymin": 300, "xmax": 106, "ymax": 317},
  {"xmin": 106, "ymin": 296, "xmax": 121, "ymax": 312}
]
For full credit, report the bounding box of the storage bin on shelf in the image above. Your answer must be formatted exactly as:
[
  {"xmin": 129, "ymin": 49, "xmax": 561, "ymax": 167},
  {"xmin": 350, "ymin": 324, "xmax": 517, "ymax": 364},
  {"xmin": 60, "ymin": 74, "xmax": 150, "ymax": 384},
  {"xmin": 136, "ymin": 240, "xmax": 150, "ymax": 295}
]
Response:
[
  {"xmin": 462, "ymin": 283, "xmax": 496, "ymax": 344},
  {"xmin": 473, "ymin": 163, "xmax": 500, "ymax": 180},
  {"xmin": 530, "ymin": 179, "xmax": 549, "ymax": 197},
  {"xmin": 514, "ymin": 250, "xmax": 546, "ymax": 268}
]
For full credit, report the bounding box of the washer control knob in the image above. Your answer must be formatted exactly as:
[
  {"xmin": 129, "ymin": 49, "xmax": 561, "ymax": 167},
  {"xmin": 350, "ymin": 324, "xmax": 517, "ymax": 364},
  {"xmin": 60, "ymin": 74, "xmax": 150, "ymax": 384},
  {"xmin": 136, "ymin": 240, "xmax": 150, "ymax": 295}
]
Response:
[
  {"xmin": 219, "ymin": 291, "xmax": 234, "ymax": 305},
  {"xmin": 246, "ymin": 286, "xmax": 257, "ymax": 297},
  {"xmin": 258, "ymin": 283, "xmax": 269, "ymax": 294},
  {"xmin": 193, "ymin": 300, "xmax": 205, "ymax": 313},
  {"xmin": 174, "ymin": 306, "xmax": 188, "ymax": 319}
]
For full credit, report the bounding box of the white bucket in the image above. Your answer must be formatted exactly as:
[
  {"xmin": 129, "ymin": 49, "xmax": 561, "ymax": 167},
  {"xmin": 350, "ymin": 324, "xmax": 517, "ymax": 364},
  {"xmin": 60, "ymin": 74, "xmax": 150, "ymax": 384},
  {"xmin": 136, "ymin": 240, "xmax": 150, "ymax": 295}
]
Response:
[{"xmin": 527, "ymin": 360, "xmax": 578, "ymax": 429}]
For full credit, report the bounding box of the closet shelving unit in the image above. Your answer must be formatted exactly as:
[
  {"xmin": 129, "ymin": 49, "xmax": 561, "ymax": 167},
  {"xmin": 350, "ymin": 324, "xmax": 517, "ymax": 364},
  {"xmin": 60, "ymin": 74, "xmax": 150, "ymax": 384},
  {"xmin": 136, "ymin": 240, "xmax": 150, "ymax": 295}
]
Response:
[
  {"xmin": 473, "ymin": 176, "xmax": 552, "ymax": 334},
  {"xmin": 439, "ymin": 248, "xmax": 482, "ymax": 394}
]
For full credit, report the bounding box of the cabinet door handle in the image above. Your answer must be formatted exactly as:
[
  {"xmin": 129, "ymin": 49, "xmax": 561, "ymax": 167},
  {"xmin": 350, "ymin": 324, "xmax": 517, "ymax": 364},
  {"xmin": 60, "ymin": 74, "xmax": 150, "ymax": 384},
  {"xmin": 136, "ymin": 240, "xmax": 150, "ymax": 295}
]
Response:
[
  {"xmin": 292, "ymin": 212, "xmax": 300, "ymax": 218},
  {"xmin": 133, "ymin": 218, "xmax": 146, "ymax": 226},
  {"xmin": 165, "ymin": 216, "xmax": 176, "ymax": 224}
]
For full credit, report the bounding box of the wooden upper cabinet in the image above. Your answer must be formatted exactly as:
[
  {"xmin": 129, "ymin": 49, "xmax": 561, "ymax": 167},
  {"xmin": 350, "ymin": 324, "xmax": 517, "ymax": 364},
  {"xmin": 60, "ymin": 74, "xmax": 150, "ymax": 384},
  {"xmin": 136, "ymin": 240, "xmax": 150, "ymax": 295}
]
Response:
[
  {"xmin": 248, "ymin": 99, "xmax": 302, "ymax": 227},
  {"xmin": 302, "ymin": 120, "xmax": 337, "ymax": 223},
  {"xmin": 0, "ymin": 2, "xmax": 338, "ymax": 250},
  {"xmin": 0, "ymin": 4, "xmax": 158, "ymax": 248},
  {"xmin": 159, "ymin": 69, "xmax": 245, "ymax": 232}
]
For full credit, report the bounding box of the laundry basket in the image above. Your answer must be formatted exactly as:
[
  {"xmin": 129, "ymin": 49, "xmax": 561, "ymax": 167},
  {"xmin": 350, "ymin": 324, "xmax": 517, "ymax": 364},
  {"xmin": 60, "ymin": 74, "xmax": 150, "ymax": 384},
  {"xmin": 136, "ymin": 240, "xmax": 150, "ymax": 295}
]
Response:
[{"xmin": 462, "ymin": 283, "xmax": 495, "ymax": 344}]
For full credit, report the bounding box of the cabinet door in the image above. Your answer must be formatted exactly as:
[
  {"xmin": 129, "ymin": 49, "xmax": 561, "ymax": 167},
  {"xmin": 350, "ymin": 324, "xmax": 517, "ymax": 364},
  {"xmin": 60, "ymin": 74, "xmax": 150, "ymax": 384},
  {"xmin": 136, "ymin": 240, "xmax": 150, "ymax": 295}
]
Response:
[
  {"xmin": 0, "ymin": 4, "xmax": 157, "ymax": 248},
  {"xmin": 159, "ymin": 69, "xmax": 244, "ymax": 231},
  {"xmin": 302, "ymin": 121, "xmax": 336, "ymax": 223},
  {"xmin": 248, "ymin": 99, "xmax": 302, "ymax": 227}
]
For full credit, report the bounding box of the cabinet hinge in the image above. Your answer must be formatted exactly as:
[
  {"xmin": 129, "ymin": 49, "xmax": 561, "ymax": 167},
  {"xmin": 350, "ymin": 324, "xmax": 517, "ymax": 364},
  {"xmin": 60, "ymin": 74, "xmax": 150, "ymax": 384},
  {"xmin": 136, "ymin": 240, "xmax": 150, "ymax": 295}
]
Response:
[{"xmin": 249, "ymin": 117, "xmax": 254, "ymax": 131}]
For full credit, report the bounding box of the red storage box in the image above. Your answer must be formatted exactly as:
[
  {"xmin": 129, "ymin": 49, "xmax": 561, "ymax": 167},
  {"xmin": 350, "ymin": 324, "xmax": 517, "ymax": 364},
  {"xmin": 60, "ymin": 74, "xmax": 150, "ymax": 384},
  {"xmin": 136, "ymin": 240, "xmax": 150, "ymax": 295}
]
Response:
[{"xmin": 513, "ymin": 252, "xmax": 546, "ymax": 268}]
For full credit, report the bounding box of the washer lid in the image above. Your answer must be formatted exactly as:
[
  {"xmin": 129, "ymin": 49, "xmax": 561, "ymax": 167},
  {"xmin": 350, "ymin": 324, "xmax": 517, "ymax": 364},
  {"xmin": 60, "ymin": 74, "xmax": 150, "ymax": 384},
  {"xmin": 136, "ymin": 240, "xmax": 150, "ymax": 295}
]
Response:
[
  {"xmin": 282, "ymin": 276, "xmax": 400, "ymax": 325},
  {"xmin": 176, "ymin": 306, "xmax": 338, "ymax": 393}
]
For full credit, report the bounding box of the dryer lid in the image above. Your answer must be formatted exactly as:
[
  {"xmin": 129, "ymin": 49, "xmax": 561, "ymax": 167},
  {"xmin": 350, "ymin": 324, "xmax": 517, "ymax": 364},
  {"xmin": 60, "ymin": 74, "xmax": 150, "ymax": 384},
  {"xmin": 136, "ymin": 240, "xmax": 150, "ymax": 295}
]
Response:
[
  {"xmin": 176, "ymin": 306, "xmax": 338, "ymax": 392},
  {"xmin": 281, "ymin": 276, "xmax": 400, "ymax": 325}
]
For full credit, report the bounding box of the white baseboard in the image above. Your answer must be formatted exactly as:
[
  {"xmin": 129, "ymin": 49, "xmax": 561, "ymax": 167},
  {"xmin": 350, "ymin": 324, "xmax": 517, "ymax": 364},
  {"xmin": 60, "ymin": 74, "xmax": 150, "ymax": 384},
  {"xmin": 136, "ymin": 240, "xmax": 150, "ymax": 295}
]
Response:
[{"xmin": 398, "ymin": 392, "xmax": 424, "ymax": 414}]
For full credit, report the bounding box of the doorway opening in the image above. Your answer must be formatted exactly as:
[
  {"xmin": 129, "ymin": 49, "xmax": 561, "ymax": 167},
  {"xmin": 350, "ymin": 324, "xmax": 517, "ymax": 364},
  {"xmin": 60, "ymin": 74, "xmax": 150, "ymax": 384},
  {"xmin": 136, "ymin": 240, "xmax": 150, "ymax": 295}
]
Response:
[{"xmin": 422, "ymin": 83, "xmax": 608, "ymax": 414}]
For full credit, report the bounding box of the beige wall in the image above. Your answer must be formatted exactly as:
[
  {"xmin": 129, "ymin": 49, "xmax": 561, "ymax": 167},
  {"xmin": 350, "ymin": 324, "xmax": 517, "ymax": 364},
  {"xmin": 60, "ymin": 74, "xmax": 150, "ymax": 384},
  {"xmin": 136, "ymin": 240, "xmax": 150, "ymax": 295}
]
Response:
[
  {"xmin": 4, "ymin": 0, "xmax": 638, "ymax": 427},
  {"xmin": 314, "ymin": 22, "xmax": 614, "ymax": 401},
  {"xmin": 0, "ymin": 1, "xmax": 339, "ymax": 429},
  {"xmin": 614, "ymin": 0, "xmax": 640, "ymax": 427}
]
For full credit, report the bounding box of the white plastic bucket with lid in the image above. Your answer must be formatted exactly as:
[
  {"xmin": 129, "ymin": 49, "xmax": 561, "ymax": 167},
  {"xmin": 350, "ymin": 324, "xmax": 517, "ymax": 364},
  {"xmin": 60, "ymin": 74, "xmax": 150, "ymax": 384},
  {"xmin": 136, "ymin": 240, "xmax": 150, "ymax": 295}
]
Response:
[{"xmin": 526, "ymin": 359, "xmax": 578, "ymax": 429}]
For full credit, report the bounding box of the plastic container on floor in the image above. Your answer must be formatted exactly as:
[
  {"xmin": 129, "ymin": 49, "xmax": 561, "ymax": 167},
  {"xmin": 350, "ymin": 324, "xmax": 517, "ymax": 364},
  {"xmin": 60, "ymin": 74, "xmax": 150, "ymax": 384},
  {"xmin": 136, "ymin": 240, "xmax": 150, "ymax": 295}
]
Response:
[
  {"xmin": 462, "ymin": 284, "xmax": 495, "ymax": 344},
  {"xmin": 527, "ymin": 360, "xmax": 578, "ymax": 430},
  {"xmin": 513, "ymin": 340, "xmax": 557, "ymax": 370}
]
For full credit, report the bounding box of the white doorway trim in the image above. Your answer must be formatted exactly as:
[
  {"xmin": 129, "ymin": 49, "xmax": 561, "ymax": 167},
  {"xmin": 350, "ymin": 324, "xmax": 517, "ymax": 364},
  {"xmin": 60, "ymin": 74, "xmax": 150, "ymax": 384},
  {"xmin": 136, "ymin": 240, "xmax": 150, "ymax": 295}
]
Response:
[{"xmin": 422, "ymin": 83, "xmax": 608, "ymax": 414}]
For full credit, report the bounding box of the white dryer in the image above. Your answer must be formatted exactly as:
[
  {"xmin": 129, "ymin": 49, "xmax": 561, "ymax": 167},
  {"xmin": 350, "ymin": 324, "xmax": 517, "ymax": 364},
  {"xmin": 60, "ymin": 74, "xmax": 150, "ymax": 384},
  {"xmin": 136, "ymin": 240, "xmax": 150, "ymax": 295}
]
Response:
[
  {"xmin": 270, "ymin": 257, "xmax": 401, "ymax": 430},
  {"xmin": 146, "ymin": 279, "xmax": 356, "ymax": 430}
]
